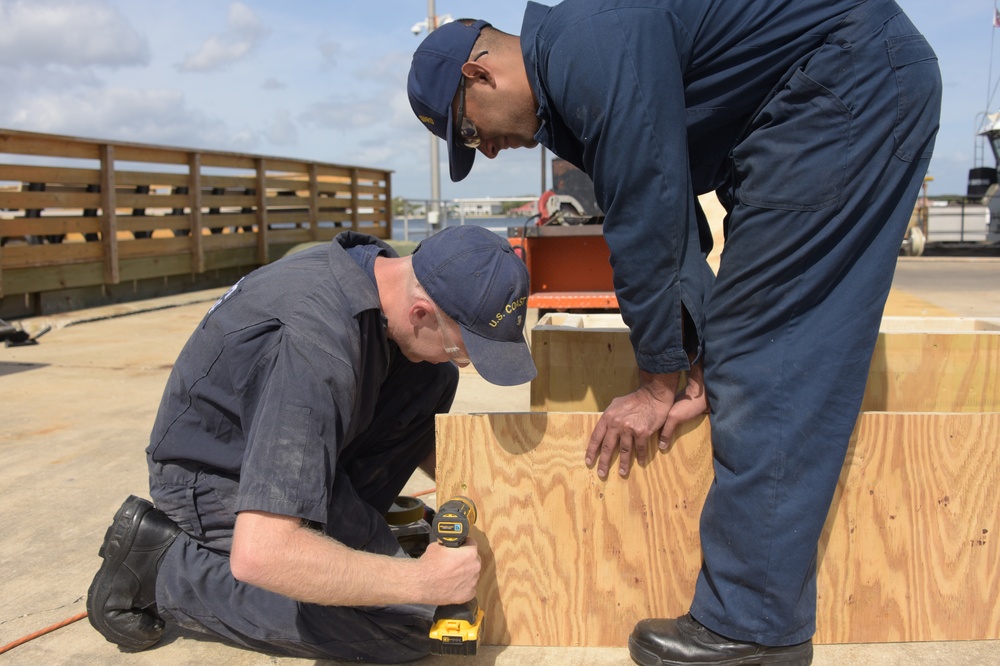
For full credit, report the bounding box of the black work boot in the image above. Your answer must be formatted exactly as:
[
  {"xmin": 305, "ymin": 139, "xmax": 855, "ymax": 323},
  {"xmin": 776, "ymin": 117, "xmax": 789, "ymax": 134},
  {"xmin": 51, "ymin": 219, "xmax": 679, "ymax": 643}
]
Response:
[
  {"xmin": 629, "ymin": 614, "xmax": 813, "ymax": 666},
  {"xmin": 87, "ymin": 495, "xmax": 181, "ymax": 651}
]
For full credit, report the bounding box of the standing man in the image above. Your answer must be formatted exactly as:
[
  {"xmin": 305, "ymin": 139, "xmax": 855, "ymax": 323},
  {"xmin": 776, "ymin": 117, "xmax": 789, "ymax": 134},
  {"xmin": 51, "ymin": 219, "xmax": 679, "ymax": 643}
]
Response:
[
  {"xmin": 408, "ymin": 1, "xmax": 940, "ymax": 665},
  {"xmin": 87, "ymin": 226, "xmax": 536, "ymax": 662}
]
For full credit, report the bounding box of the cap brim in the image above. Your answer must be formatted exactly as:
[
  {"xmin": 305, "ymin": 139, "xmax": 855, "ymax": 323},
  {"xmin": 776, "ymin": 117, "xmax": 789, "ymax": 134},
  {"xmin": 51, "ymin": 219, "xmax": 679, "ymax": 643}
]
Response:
[
  {"xmin": 460, "ymin": 325, "xmax": 537, "ymax": 386},
  {"xmin": 445, "ymin": 106, "xmax": 477, "ymax": 182}
]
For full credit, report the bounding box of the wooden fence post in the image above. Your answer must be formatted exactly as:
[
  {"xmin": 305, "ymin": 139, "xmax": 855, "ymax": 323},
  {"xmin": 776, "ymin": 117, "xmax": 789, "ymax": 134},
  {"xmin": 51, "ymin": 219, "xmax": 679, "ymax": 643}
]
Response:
[
  {"xmin": 255, "ymin": 158, "xmax": 269, "ymax": 264},
  {"xmin": 188, "ymin": 152, "xmax": 204, "ymax": 273},
  {"xmin": 309, "ymin": 163, "xmax": 319, "ymax": 242},
  {"xmin": 350, "ymin": 167, "xmax": 359, "ymax": 232},
  {"xmin": 99, "ymin": 144, "xmax": 119, "ymax": 285},
  {"xmin": 384, "ymin": 171, "xmax": 392, "ymax": 239}
]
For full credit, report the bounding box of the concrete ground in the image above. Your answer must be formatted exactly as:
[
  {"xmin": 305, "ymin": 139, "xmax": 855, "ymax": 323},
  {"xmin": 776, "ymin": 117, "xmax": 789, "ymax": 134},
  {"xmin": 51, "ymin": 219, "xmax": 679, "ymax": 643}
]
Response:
[{"xmin": 1, "ymin": 257, "xmax": 999, "ymax": 665}]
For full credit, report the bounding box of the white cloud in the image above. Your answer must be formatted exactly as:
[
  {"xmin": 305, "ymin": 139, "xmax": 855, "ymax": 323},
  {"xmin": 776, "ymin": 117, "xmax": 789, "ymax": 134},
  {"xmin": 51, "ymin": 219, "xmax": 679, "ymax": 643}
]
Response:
[
  {"xmin": 226, "ymin": 127, "xmax": 260, "ymax": 152},
  {"xmin": 301, "ymin": 97, "xmax": 385, "ymax": 130},
  {"xmin": 0, "ymin": 0, "xmax": 149, "ymax": 68},
  {"xmin": 4, "ymin": 87, "xmax": 227, "ymax": 148},
  {"xmin": 177, "ymin": 1, "xmax": 267, "ymax": 72}
]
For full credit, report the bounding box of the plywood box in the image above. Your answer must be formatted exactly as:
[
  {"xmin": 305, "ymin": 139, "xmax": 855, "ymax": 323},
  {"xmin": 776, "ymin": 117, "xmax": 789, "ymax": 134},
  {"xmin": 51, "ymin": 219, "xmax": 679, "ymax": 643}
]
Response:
[
  {"xmin": 530, "ymin": 314, "xmax": 1000, "ymax": 413},
  {"xmin": 435, "ymin": 411, "xmax": 1000, "ymax": 646}
]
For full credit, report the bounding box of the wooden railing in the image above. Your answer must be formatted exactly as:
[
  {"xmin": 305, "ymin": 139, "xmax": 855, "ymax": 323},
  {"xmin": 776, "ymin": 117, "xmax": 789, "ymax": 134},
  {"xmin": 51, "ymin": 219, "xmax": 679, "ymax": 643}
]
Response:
[{"xmin": 0, "ymin": 128, "xmax": 392, "ymax": 303}]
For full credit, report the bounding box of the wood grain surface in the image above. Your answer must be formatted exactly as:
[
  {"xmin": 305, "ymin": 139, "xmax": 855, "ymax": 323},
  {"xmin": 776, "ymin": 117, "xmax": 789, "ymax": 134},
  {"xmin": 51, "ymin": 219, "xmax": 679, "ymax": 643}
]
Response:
[
  {"xmin": 436, "ymin": 411, "xmax": 999, "ymax": 646},
  {"xmin": 530, "ymin": 316, "xmax": 1000, "ymax": 413}
]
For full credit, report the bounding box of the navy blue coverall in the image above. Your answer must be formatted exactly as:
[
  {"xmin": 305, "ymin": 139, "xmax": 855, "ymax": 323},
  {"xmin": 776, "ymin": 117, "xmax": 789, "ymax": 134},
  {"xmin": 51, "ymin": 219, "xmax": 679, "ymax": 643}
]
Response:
[
  {"xmin": 521, "ymin": 0, "xmax": 941, "ymax": 645},
  {"xmin": 145, "ymin": 232, "xmax": 458, "ymax": 661}
]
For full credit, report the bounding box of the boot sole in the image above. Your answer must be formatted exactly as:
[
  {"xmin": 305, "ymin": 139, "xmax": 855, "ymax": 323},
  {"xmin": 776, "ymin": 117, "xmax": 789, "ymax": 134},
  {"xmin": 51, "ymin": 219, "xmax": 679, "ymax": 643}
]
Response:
[
  {"xmin": 629, "ymin": 634, "xmax": 813, "ymax": 666},
  {"xmin": 86, "ymin": 495, "xmax": 162, "ymax": 651}
]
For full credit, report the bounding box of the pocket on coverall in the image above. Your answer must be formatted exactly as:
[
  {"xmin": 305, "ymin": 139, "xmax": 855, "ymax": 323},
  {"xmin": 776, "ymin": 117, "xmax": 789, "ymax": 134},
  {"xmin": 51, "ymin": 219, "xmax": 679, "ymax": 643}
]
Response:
[
  {"xmin": 734, "ymin": 55, "xmax": 851, "ymax": 212},
  {"xmin": 888, "ymin": 34, "xmax": 939, "ymax": 162}
]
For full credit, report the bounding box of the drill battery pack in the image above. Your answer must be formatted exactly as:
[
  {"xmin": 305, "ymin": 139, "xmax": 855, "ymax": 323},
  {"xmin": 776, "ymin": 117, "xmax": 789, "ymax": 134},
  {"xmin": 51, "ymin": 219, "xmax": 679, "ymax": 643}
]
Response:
[{"xmin": 428, "ymin": 604, "xmax": 484, "ymax": 656}]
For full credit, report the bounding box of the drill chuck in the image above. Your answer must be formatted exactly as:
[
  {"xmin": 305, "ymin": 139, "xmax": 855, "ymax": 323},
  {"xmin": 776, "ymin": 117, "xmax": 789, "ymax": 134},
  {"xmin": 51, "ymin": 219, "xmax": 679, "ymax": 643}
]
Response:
[{"xmin": 432, "ymin": 495, "xmax": 477, "ymax": 547}]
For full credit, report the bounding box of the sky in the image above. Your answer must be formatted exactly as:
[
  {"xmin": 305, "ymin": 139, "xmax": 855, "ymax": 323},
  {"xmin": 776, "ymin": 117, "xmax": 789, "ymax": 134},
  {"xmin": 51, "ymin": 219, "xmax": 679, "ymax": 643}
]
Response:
[{"xmin": 0, "ymin": 0, "xmax": 996, "ymax": 202}]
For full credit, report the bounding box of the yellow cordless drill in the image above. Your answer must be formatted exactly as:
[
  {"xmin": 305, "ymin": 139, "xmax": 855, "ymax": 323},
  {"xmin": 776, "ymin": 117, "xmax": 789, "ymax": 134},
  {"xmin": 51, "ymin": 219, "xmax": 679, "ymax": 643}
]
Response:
[{"xmin": 428, "ymin": 496, "xmax": 484, "ymax": 656}]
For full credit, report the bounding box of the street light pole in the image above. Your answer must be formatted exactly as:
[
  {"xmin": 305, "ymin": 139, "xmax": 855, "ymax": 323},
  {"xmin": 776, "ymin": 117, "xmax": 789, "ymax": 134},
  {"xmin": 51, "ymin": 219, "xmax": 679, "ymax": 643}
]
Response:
[
  {"xmin": 540, "ymin": 146, "xmax": 547, "ymax": 194},
  {"xmin": 427, "ymin": 0, "xmax": 442, "ymax": 233}
]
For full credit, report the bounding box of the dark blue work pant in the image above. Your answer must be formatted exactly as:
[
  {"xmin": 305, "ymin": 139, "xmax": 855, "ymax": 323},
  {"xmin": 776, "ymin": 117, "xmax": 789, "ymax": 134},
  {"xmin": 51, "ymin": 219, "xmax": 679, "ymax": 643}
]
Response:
[
  {"xmin": 148, "ymin": 359, "xmax": 458, "ymax": 663},
  {"xmin": 689, "ymin": 0, "xmax": 941, "ymax": 646}
]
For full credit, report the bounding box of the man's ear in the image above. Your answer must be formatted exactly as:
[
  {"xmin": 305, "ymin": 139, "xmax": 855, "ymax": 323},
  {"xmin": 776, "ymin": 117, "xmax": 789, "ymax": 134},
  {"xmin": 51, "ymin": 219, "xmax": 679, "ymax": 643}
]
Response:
[
  {"xmin": 407, "ymin": 299, "xmax": 434, "ymax": 328},
  {"xmin": 461, "ymin": 59, "xmax": 493, "ymax": 85}
]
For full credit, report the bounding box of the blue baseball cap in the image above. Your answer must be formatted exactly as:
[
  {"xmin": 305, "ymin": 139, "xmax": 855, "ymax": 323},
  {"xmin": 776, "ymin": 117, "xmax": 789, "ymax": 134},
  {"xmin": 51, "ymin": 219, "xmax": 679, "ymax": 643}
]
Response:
[
  {"xmin": 408, "ymin": 19, "xmax": 491, "ymax": 182},
  {"xmin": 412, "ymin": 226, "xmax": 536, "ymax": 386}
]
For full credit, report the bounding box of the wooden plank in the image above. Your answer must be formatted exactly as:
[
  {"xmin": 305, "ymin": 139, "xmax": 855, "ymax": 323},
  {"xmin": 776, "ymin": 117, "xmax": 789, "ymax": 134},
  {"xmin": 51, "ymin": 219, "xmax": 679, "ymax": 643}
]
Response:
[
  {"xmin": 531, "ymin": 314, "xmax": 639, "ymax": 412},
  {"xmin": 819, "ymin": 412, "xmax": 999, "ymax": 643},
  {"xmin": 264, "ymin": 176, "xmax": 311, "ymax": 191},
  {"xmin": 315, "ymin": 182, "xmax": 351, "ymax": 196},
  {"xmin": 255, "ymin": 157, "xmax": 309, "ymax": 173},
  {"xmin": 115, "ymin": 215, "xmax": 188, "ymax": 235},
  {"xmin": 112, "ymin": 145, "xmax": 190, "ymax": 165},
  {"xmin": 0, "ymin": 261, "xmax": 105, "ymax": 293},
  {"xmin": 267, "ymin": 228, "xmax": 314, "ymax": 245},
  {"xmin": 0, "ymin": 164, "xmax": 100, "ymax": 184},
  {"xmin": 197, "ymin": 193, "xmax": 258, "ymax": 209},
  {"xmin": 203, "ymin": 246, "xmax": 259, "ymax": 271},
  {"xmin": 314, "ymin": 164, "xmax": 353, "ymax": 180},
  {"xmin": 879, "ymin": 316, "xmax": 1000, "ymax": 332},
  {"xmin": 0, "ymin": 216, "xmax": 102, "ymax": 237},
  {"xmin": 202, "ymin": 232, "xmax": 257, "ymax": 252},
  {"xmin": 864, "ymin": 331, "xmax": 1000, "ymax": 411},
  {"xmin": 435, "ymin": 411, "xmax": 1000, "ymax": 646},
  {"xmin": 200, "ymin": 153, "xmax": 256, "ymax": 170},
  {"xmin": 116, "ymin": 193, "xmax": 191, "ymax": 209},
  {"xmin": 530, "ymin": 314, "xmax": 1000, "ymax": 413},
  {"xmin": 0, "ymin": 241, "xmax": 103, "ymax": 268},
  {"xmin": 115, "ymin": 170, "xmax": 189, "ymax": 188},
  {"xmin": 0, "ymin": 130, "xmax": 101, "ymax": 159},
  {"xmin": 199, "ymin": 174, "xmax": 258, "ymax": 190},
  {"xmin": 0, "ymin": 191, "xmax": 101, "ymax": 209},
  {"xmin": 265, "ymin": 211, "xmax": 309, "ymax": 224},
  {"xmin": 354, "ymin": 183, "xmax": 388, "ymax": 196},
  {"xmin": 117, "ymin": 237, "xmax": 191, "ymax": 259}
]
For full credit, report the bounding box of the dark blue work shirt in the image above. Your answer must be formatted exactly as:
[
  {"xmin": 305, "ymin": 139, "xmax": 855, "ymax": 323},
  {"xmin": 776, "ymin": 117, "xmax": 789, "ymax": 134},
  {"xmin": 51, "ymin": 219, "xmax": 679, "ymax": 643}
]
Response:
[
  {"xmin": 521, "ymin": 0, "xmax": 865, "ymax": 373},
  {"xmin": 147, "ymin": 232, "xmax": 394, "ymax": 527}
]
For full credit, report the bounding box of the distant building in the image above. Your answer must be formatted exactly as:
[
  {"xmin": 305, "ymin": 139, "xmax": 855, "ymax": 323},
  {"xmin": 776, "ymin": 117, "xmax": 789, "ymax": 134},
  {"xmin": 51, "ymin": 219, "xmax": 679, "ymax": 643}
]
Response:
[
  {"xmin": 457, "ymin": 201, "xmax": 504, "ymax": 216},
  {"xmin": 508, "ymin": 201, "xmax": 537, "ymax": 217}
]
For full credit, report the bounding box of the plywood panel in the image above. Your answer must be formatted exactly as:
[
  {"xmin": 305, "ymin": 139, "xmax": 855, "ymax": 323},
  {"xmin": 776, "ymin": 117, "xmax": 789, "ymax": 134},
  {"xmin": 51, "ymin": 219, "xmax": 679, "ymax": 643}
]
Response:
[
  {"xmin": 530, "ymin": 314, "xmax": 1000, "ymax": 413},
  {"xmin": 530, "ymin": 314, "xmax": 639, "ymax": 413},
  {"xmin": 435, "ymin": 412, "xmax": 1000, "ymax": 646},
  {"xmin": 864, "ymin": 331, "xmax": 1000, "ymax": 411},
  {"xmin": 818, "ymin": 412, "xmax": 1000, "ymax": 643}
]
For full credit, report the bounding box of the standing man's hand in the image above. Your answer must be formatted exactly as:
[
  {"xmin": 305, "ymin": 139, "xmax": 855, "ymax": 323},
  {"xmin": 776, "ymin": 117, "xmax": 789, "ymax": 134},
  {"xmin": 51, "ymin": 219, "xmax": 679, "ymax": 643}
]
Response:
[
  {"xmin": 663, "ymin": 359, "xmax": 709, "ymax": 443},
  {"xmin": 586, "ymin": 371, "xmax": 680, "ymax": 478}
]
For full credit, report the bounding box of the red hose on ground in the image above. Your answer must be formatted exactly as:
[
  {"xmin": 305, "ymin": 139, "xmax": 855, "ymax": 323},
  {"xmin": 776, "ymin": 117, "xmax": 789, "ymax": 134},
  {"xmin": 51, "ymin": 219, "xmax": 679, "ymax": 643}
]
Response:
[{"xmin": 0, "ymin": 611, "xmax": 88, "ymax": 655}]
